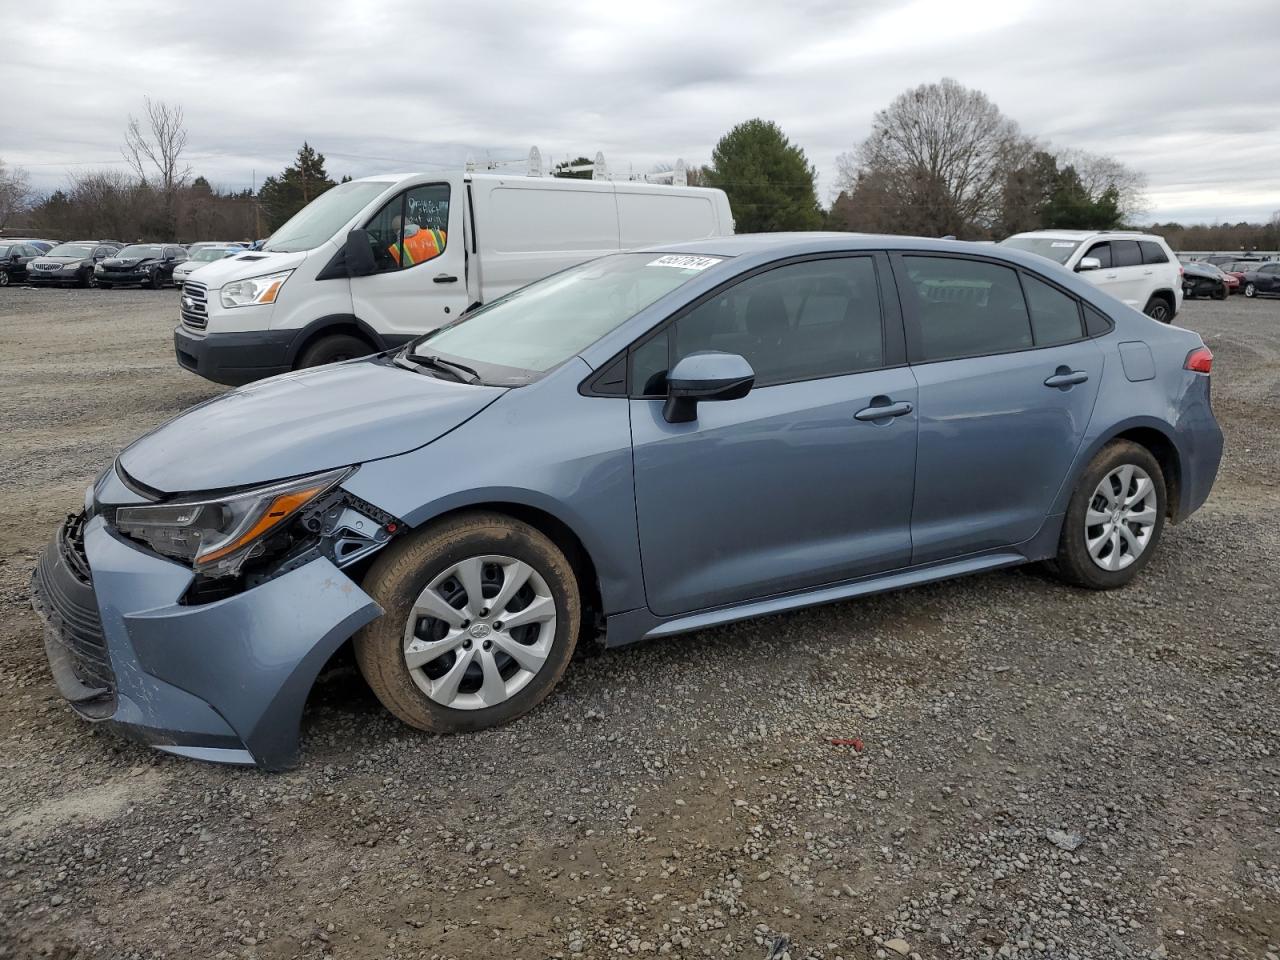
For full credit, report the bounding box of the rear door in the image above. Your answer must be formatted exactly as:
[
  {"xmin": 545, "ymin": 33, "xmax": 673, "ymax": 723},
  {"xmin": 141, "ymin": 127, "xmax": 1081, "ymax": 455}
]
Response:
[
  {"xmin": 894, "ymin": 253, "xmax": 1104, "ymax": 564},
  {"xmin": 1107, "ymin": 239, "xmax": 1150, "ymax": 308},
  {"xmin": 630, "ymin": 253, "xmax": 918, "ymax": 616},
  {"xmin": 350, "ymin": 179, "xmax": 468, "ymax": 339}
]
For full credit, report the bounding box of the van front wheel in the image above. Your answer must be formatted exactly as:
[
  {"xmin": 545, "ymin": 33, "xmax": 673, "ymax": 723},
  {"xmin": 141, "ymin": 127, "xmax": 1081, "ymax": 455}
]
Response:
[{"xmin": 297, "ymin": 333, "xmax": 374, "ymax": 369}]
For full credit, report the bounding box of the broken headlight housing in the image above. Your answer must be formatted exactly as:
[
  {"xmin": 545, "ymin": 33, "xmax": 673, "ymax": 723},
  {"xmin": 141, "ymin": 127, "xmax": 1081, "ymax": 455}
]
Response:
[{"xmin": 115, "ymin": 467, "xmax": 352, "ymax": 578}]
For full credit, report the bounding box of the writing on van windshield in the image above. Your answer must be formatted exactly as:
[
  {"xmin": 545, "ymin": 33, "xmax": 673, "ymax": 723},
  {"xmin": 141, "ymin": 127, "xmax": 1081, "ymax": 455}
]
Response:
[{"xmin": 646, "ymin": 255, "xmax": 723, "ymax": 270}]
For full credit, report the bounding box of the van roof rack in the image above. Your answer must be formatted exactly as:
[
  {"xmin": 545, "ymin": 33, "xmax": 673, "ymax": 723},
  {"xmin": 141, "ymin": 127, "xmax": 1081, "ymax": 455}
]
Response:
[{"xmin": 466, "ymin": 147, "xmax": 690, "ymax": 186}]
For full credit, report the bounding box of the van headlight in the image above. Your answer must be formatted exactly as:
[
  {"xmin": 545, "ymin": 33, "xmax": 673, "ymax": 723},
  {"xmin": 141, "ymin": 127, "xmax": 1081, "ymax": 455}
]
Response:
[
  {"xmin": 219, "ymin": 270, "xmax": 292, "ymax": 309},
  {"xmin": 115, "ymin": 467, "xmax": 350, "ymax": 577}
]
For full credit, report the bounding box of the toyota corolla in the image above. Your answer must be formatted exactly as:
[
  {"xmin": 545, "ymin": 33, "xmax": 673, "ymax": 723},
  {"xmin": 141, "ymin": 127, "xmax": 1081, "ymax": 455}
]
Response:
[{"xmin": 31, "ymin": 234, "xmax": 1223, "ymax": 769}]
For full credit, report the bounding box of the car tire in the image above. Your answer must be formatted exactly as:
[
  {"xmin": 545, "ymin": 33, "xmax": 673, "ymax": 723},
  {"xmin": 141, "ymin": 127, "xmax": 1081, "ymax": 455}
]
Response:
[
  {"xmin": 297, "ymin": 333, "xmax": 374, "ymax": 369},
  {"xmin": 1243, "ymin": 282, "xmax": 1256, "ymax": 298},
  {"xmin": 354, "ymin": 511, "xmax": 581, "ymax": 734},
  {"xmin": 147, "ymin": 271, "xmax": 163, "ymax": 290},
  {"xmin": 0, "ymin": 272, "xmax": 9, "ymax": 287},
  {"xmin": 1143, "ymin": 297, "xmax": 1172, "ymax": 323},
  {"xmin": 1046, "ymin": 440, "xmax": 1166, "ymax": 591},
  {"xmin": 78, "ymin": 270, "xmax": 93, "ymax": 289},
  {"xmin": 1213, "ymin": 284, "xmax": 1228, "ymax": 301}
]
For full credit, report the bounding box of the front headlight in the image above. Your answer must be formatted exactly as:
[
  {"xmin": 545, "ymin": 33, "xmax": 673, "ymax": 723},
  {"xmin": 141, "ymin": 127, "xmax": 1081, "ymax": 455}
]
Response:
[
  {"xmin": 220, "ymin": 270, "xmax": 292, "ymax": 309},
  {"xmin": 94, "ymin": 264, "xmax": 104, "ymax": 273},
  {"xmin": 115, "ymin": 467, "xmax": 351, "ymax": 577}
]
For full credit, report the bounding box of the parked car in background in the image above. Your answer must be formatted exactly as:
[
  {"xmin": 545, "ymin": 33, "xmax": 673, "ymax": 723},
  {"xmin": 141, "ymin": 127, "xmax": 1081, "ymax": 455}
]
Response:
[
  {"xmin": 27, "ymin": 241, "xmax": 121, "ymax": 287},
  {"xmin": 1180, "ymin": 259, "xmax": 1229, "ymax": 300},
  {"xmin": 4, "ymin": 237, "xmax": 55, "ymax": 253},
  {"xmin": 1238, "ymin": 261, "xmax": 1280, "ymax": 299},
  {"xmin": 33, "ymin": 234, "xmax": 1222, "ymax": 769},
  {"xmin": 0, "ymin": 241, "xmax": 43, "ymax": 286},
  {"xmin": 174, "ymin": 170, "xmax": 734, "ymax": 385},
  {"xmin": 96, "ymin": 244, "xmax": 188, "ymax": 289},
  {"xmin": 999, "ymin": 230, "xmax": 1182, "ymax": 322},
  {"xmin": 173, "ymin": 245, "xmax": 242, "ymax": 287},
  {"xmin": 187, "ymin": 241, "xmax": 246, "ymax": 256}
]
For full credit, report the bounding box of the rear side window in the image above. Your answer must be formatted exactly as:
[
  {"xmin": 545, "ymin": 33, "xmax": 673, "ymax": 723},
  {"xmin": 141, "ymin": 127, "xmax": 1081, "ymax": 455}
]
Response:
[
  {"xmin": 1083, "ymin": 242, "xmax": 1112, "ymax": 269},
  {"xmin": 1139, "ymin": 241, "xmax": 1169, "ymax": 264},
  {"xmin": 1021, "ymin": 274, "xmax": 1083, "ymax": 346},
  {"xmin": 901, "ymin": 256, "xmax": 1032, "ymax": 362},
  {"xmin": 1112, "ymin": 240, "xmax": 1142, "ymax": 268}
]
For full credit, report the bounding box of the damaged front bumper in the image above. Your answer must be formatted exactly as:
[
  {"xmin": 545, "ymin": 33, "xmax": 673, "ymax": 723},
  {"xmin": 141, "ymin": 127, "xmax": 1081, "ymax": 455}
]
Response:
[{"xmin": 31, "ymin": 507, "xmax": 382, "ymax": 771}]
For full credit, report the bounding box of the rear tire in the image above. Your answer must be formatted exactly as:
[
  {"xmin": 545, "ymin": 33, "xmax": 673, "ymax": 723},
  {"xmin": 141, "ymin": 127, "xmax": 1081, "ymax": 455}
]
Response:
[
  {"xmin": 1143, "ymin": 297, "xmax": 1172, "ymax": 323},
  {"xmin": 297, "ymin": 333, "xmax": 374, "ymax": 369},
  {"xmin": 1047, "ymin": 440, "xmax": 1166, "ymax": 591},
  {"xmin": 354, "ymin": 512, "xmax": 581, "ymax": 734}
]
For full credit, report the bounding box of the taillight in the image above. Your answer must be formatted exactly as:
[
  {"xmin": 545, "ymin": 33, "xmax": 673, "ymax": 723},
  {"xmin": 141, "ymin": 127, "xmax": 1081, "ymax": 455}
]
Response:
[{"xmin": 1184, "ymin": 346, "xmax": 1213, "ymax": 374}]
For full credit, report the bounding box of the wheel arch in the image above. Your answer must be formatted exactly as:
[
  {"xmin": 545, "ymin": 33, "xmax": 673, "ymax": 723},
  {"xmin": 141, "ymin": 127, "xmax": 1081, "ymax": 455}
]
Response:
[
  {"xmin": 284, "ymin": 314, "xmax": 387, "ymax": 369},
  {"xmin": 1147, "ymin": 288, "xmax": 1177, "ymax": 318},
  {"xmin": 1064, "ymin": 419, "xmax": 1186, "ymax": 522}
]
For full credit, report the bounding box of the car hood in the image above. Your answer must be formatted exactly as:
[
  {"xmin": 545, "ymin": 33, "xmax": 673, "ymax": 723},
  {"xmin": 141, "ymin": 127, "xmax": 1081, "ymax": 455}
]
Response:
[
  {"xmin": 187, "ymin": 247, "xmax": 311, "ymax": 287},
  {"xmin": 33, "ymin": 256, "xmax": 85, "ymax": 266},
  {"xmin": 102, "ymin": 256, "xmax": 159, "ymax": 268},
  {"xmin": 118, "ymin": 358, "xmax": 507, "ymax": 493}
]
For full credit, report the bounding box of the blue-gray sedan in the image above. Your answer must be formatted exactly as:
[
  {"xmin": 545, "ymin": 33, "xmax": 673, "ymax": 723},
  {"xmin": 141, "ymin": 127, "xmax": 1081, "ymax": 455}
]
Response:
[{"xmin": 31, "ymin": 234, "xmax": 1224, "ymax": 769}]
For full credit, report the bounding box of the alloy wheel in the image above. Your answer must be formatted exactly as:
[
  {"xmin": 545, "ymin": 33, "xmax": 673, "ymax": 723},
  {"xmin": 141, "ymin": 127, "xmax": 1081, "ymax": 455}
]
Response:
[
  {"xmin": 1085, "ymin": 464, "xmax": 1159, "ymax": 571},
  {"xmin": 402, "ymin": 554, "xmax": 556, "ymax": 710},
  {"xmin": 1147, "ymin": 302, "xmax": 1170, "ymax": 322},
  {"xmin": 1244, "ymin": 283, "xmax": 1256, "ymax": 298}
]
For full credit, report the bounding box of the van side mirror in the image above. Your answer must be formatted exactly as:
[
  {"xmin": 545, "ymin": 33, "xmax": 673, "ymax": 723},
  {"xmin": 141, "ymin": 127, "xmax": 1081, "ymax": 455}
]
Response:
[
  {"xmin": 662, "ymin": 352, "xmax": 754, "ymax": 424},
  {"xmin": 1077, "ymin": 256, "xmax": 1102, "ymax": 272},
  {"xmin": 345, "ymin": 229, "xmax": 377, "ymax": 277}
]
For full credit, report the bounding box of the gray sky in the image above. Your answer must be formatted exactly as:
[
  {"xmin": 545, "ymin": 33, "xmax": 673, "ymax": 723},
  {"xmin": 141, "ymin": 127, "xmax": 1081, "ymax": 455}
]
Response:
[{"xmin": 6, "ymin": 0, "xmax": 1277, "ymax": 224}]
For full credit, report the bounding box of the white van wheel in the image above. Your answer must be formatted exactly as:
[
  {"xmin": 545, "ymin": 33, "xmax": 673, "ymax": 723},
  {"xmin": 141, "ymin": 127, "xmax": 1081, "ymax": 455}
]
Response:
[{"xmin": 297, "ymin": 333, "xmax": 374, "ymax": 369}]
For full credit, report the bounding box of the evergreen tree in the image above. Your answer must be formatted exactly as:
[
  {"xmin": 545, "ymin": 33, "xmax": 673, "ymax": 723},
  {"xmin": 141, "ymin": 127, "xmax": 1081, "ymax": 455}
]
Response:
[
  {"xmin": 703, "ymin": 120, "xmax": 822, "ymax": 233},
  {"xmin": 258, "ymin": 143, "xmax": 336, "ymax": 230}
]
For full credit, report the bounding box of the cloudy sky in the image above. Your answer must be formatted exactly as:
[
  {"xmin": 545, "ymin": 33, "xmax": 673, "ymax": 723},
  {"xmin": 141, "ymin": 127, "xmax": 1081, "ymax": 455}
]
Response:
[{"xmin": 6, "ymin": 0, "xmax": 1277, "ymax": 224}]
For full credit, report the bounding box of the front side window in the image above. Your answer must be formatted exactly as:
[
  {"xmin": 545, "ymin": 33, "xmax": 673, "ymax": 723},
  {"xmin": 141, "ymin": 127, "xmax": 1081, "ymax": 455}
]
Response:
[
  {"xmin": 364, "ymin": 183, "xmax": 450, "ymax": 273},
  {"xmin": 668, "ymin": 257, "xmax": 884, "ymax": 389},
  {"xmin": 411, "ymin": 252, "xmax": 718, "ymax": 381},
  {"xmin": 1083, "ymin": 242, "xmax": 1112, "ymax": 269},
  {"xmin": 903, "ymin": 256, "xmax": 1032, "ymax": 362},
  {"xmin": 1022, "ymin": 274, "xmax": 1083, "ymax": 346}
]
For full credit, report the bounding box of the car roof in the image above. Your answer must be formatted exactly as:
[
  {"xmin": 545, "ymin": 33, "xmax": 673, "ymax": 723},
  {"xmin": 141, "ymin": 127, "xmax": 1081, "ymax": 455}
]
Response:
[
  {"xmin": 641, "ymin": 231, "xmax": 1078, "ymax": 262},
  {"xmin": 1005, "ymin": 229, "xmax": 1163, "ymax": 242}
]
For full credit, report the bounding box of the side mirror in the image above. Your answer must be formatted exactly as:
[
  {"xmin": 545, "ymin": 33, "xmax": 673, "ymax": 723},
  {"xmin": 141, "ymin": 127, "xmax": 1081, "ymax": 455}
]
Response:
[
  {"xmin": 1077, "ymin": 256, "xmax": 1102, "ymax": 272},
  {"xmin": 662, "ymin": 352, "xmax": 755, "ymax": 424},
  {"xmin": 344, "ymin": 228, "xmax": 377, "ymax": 277}
]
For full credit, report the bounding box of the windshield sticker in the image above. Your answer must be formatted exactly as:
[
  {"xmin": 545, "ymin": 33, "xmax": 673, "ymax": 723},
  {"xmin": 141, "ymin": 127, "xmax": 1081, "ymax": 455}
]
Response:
[
  {"xmin": 1051, "ymin": 242, "xmax": 1076, "ymax": 248},
  {"xmin": 646, "ymin": 255, "xmax": 723, "ymax": 270}
]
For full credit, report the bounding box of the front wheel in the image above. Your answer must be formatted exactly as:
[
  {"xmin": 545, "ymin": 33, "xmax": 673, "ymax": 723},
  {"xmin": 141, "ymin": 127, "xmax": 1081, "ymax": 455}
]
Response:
[
  {"xmin": 355, "ymin": 512, "xmax": 581, "ymax": 733},
  {"xmin": 0, "ymin": 272, "xmax": 9, "ymax": 287},
  {"xmin": 297, "ymin": 333, "xmax": 374, "ymax": 369},
  {"xmin": 1243, "ymin": 282, "xmax": 1257, "ymax": 298},
  {"xmin": 1047, "ymin": 440, "xmax": 1166, "ymax": 590},
  {"xmin": 147, "ymin": 270, "xmax": 164, "ymax": 290},
  {"xmin": 1213, "ymin": 284, "xmax": 1228, "ymax": 301}
]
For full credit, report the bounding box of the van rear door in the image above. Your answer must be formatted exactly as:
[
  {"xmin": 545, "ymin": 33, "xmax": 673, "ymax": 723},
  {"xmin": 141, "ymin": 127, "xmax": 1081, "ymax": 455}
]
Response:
[{"xmin": 350, "ymin": 176, "xmax": 468, "ymax": 342}]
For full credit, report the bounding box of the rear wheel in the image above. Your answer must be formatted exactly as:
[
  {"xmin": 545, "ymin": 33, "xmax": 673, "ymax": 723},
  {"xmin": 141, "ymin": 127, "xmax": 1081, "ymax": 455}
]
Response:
[
  {"xmin": 297, "ymin": 333, "xmax": 374, "ymax": 369},
  {"xmin": 354, "ymin": 512, "xmax": 581, "ymax": 733},
  {"xmin": 1047, "ymin": 440, "xmax": 1166, "ymax": 590},
  {"xmin": 1143, "ymin": 297, "xmax": 1172, "ymax": 323}
]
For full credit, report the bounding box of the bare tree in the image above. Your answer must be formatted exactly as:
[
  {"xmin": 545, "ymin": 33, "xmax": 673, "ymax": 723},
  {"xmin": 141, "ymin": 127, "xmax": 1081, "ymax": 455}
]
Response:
[
  {"xmin": 123, "ymin": 98, "xmax": 191, "ymax": 234},
  {"xmin": 1054, "ymin": 148, "xmax": 1148, "ymax": 223},
  {"xmin": 0, "ymin": 158, "xmax": 33, "ymax": 231},
  {"xmin": 836, "ymin": 78, "xmax": 1030, "ymax": 237}
]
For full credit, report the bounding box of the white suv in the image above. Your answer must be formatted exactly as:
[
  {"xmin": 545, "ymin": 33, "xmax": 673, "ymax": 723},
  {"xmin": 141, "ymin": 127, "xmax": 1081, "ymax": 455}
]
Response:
[{"xmin": 999, "ymin": 230, "xmax": 1182, "ymax": 323}]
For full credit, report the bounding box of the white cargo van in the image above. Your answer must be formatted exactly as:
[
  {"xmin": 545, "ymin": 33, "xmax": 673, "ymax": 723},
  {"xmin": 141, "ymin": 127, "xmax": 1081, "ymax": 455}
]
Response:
[{"xmin": 174, "ymin": 171, "xmax": 734, "ymax": 384}]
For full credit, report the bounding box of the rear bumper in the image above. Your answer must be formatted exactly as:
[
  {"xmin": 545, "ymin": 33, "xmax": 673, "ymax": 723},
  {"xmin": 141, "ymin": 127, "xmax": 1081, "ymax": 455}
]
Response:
[
  {"xmin": 30, "ymin": 511, "xmax": 381, "ymax": 770},
  {"xmin": 174, "ymin": 325, "xmax": 295, "ymax": 386}
]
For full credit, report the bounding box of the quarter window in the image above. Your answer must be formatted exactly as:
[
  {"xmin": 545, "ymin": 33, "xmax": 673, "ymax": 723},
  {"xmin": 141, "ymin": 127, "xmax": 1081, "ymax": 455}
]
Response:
[
  {"xmin": 1021, "ymin": 274, "xmax": 1083, "ymax": 346},
  {"xmin": 1112, "ymin": 240, "xmax": 1142, "ymax": 268},
  {"xmin": 669, "ymin": 257, "xmax": 884, "ymax": 389},
  {"xmin": 1139, "ymin": 241, "xmax": 1169, "ymax": 265},
  {"xmin": 903, "ymin": 256, "xmax": 1032, "ymax": 362}
]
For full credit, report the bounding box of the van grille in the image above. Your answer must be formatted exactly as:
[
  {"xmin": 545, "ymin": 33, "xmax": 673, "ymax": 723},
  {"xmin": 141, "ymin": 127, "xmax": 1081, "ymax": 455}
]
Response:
[{"xmin": 181, "ymin": 281, "xmax": 208, "ymax": 330}]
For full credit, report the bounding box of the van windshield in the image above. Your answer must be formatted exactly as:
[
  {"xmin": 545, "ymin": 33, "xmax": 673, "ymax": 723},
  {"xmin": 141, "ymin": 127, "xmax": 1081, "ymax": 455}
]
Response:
[
  {"xmin": 410, "ymin": 252, "xmax": 724, "ymax": 383},
  {"xmin": 263, "ymin": 181, "xmax": 391, "ymax": 254}
]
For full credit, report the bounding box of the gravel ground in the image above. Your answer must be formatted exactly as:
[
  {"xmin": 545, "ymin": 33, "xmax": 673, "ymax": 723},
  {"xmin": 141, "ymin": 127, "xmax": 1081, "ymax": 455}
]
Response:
[{"xmin": 0, "ymin": 287, "xmax": 1277, "ymax": 960}]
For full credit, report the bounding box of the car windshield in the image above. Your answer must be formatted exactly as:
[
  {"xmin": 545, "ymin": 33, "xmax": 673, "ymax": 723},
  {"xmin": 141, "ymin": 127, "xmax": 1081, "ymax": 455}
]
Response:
[
  {"xmin": 118, "ymin": 244, "xmax": 163, "ymax": 259},
  {"xmin": 47, "ymin": 243, "xmax": 95, "ymax": 258},
  {"xmin": 0, "ymin": 245, "xmax": 10, "ymax": 257},
  {"xmin": 410, "ymin": 252, "xmax": 724, "ymax": 382},
  {"xmin": 998, "ymin": 236, "xmax": 1082, "ymax": 264},
  {"xmin": 263, "ymin": 180, "xmax": 390, "ymax": 253},
  {"xmin": 193, "ymin": 247, "xmax": 234, "ymax": 262}
]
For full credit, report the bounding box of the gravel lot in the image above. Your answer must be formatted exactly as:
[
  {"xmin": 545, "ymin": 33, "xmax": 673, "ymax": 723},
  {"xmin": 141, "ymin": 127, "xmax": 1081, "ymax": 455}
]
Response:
[{"xmin": 0, "ymin": 287, "xmax": 1277, "ymax": 960}]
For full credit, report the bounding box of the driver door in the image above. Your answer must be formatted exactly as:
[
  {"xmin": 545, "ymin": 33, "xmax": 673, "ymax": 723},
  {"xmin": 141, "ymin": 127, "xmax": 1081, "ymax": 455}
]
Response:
[{"xmin": 350, "ymin": 179, "xmax": 469, "ymax": 341}]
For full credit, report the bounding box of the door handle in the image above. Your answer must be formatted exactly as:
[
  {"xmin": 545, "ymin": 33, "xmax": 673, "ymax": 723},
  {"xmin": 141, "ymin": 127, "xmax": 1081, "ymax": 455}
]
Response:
[
  {"xmin": 854, "ymin": 399, "xmax": 913, "ymax": 422},
  {"xmin": 1044, "ymin": 370, "xmax": 1089, "ymax": 388},
  {"xmin": 433, "ymin": 273, "xmax": 458, "ymax": 283}
]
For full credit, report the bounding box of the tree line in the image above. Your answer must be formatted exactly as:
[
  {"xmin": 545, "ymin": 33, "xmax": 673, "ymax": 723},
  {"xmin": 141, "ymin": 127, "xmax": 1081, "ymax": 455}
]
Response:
[{"xmin": 2, "ymin": 80, "xmax": 1277, "ymax": 249}]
